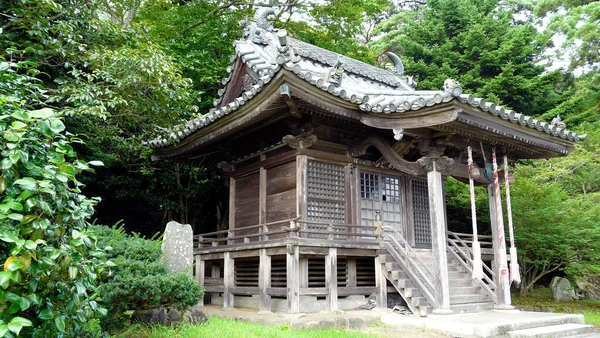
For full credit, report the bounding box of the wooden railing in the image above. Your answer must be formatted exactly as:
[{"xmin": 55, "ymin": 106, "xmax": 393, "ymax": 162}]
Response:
[
  {"xmin": 446, "ymin": 231, "xmax": 498, "ymax": 304},
  {"xmin": 194, "ymin": 218, "xmax": 379, "ymax": 249},
  {"xmin": 382, "ymin": 225, "xmax": 436, "ymax": 308}
]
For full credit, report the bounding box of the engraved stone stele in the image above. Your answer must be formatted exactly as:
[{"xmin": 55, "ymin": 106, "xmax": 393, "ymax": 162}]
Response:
[{"xmin": 161, "ymin": 221, "xmax": 194, "ymax": 275}]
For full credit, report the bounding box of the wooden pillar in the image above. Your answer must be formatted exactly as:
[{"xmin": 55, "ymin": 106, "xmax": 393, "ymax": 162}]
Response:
[
  {"xmin": 425, "ymin": 160, "xmax": 452, "ymax": 314},
  {"xmin": 259, "ymin": 168, "xmax": 267, "ymax": 225},
  {"xmin": 296, "ymin": 155, "xmax": 308, "ymax": 219},
  {"xmin": 299, "ymin": 258, "xmax": 308, "ymax": 288},
  {"xmin": 223, "ymin": 252, "xmax": 234, "ymax": 308},
  {"xmin": 229, "ymin": 177, "xmax": 236, "ymax": 230},
  {"xmin": 487, "ymin": 185, "xmax": 513, "ymax": 309},
  {"xmin": 210, "ymin": 263, "xmax": 220, "ymax": 304},
  {"xmin": 325, "ymin": 248, "xmax": 338, "ymax": 311},
  {"xmin": 195, "ymin": 255, "xmax": 205, "ymax": 306},
  {"xmin": 374, "ymin": 256, "xmax": 387, "ymax": 308},
  {"xmin": 286, "ymin": 245, "xmax": 300, "ymax": 313},
  {"xmin": 259, "ymin": 249, "xmax": 271, "ymax": 312},
  {"xmin": 347, "ymin": 258, "xmax": 357, "ymax": 288}
]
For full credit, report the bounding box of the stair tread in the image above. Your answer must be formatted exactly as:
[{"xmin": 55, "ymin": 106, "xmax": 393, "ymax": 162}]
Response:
[{"xmin": 507, "ymin": 323, "xmax": 594, "ymax": 338}]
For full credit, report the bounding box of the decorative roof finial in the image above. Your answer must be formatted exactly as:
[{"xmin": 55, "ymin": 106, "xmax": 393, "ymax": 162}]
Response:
[
  {"xmin": 254, "ymin": 7, "xmax": 276, "ymax": 31},
  {"xmin": 385, "ymin": 52, "xmax": 404, "ymax": 76},
  {"xmin": 443, "ymin": 79, "xmax": 462, "ymax": 97},
  {"xmin": 551, "ymin": 114, "xmax": 566, "ymax": 129}
]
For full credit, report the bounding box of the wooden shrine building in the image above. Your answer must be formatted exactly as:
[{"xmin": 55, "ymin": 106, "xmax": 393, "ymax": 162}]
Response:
[{"xmin": 148, "ymin": 9, "xmax": 585, "ymax": 315}]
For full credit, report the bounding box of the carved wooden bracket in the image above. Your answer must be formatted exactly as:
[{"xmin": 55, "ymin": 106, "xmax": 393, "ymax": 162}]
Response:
[
  {"xmin": 416, "ymin": 156, "xmax": 455, "ymax": 173},
  {"xmin": 282, "ymin": 133, "xmax": 318, "ymax": 149},
  {"xmin": 351, "ymin": 135, "xmax": 424, "ymax": 176},
  {"xmin": 217, "ymin": 161, "xmax": 234, "ymax": 172}
]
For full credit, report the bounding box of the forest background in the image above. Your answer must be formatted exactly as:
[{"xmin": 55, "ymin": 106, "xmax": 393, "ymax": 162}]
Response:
[{"xmin": 1, "ymin": 0, "xmax": 599, "ymax": 298}]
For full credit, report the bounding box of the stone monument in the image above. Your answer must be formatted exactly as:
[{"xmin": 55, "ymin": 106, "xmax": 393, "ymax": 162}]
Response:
[{"xmin": 161, "ymin": 221, "xmax": 193, "ymax": 275}]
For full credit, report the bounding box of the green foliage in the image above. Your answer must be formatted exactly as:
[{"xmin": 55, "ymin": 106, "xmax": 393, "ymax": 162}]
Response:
[
  {"xmin": 509, "ymin": 173, "xmax": 600, "ymax": 293},
  {"xmin": 371, "ymin": 0, "xmax": 561, "ymax": 116},
  {"xmin": 115, "ymin": 317, "xmax": 377, "ymax": 338},
  {"xmin": 0, "ymin": 59, "xmax": 109, "ymax": 337},
  {"xmin": 535, "ymin": 0, "xmax": 600, "ymax": 68},
  {"xmin": 89, "ymin": 225, "xmax": 203, "ymax": 330}
]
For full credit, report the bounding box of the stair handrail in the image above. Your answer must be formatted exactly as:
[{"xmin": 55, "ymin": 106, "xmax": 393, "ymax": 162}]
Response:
[
  {"xmin": 446, "ymin": 231, "xmax": 498, "ymax": 304},
  {"xmin": 382, "ymin": 225, "xmax": 436, "ymax": 307}
]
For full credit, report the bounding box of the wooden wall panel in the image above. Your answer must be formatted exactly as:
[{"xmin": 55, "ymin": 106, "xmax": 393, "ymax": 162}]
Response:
[
  {"xmin": 266, "ymin": 162, "xmax": 296, "ymax": 195},
  {"xmin": 266, "ymin": 161, "xmax": 296, "ymax": 223},
  {"xmin": 235, "ymin": 173, "xmax": 259, "ymax": 228}
]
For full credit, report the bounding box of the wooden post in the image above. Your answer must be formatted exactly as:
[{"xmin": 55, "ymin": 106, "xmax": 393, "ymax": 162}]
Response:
[
  {"xmin": 223, "ymin": 252, "xmax": 234, "ymax": 308},
  {"xmin": 259, "ymin": 249, "xmax": 271, "ymax": 312},
  {"xmin": 375, "ymin": 220, "xmax": 383, "ymax": 242},
  {"xmin": 286, "ymin": 245, "xmax": 300, "ymax": 313},
  {"xmin": 487, "ymin": 185, "xmax": 513, "ymax": 309},
  {"xmin": 325, "ymin": 248, "xmax": 339, "ymax": 311},
  {"xmin": 259, "ymin": 167, "xmax": 267, "ymax": 241},
  {"xmin": 347, "ymin": 258, "xmax": 357, "ymax": 288},
  {"xmin": 426, "ymin": 160, "xmax": 452, "ymax": 314},
  {"xmin": 195, "ymin": 255, "xmax": 205, "ymax": 306},
  {"xmin": 299, "ymin": 258, "xmax": 308, "ymax": 288},
  {"xmin": 210, "ymin": 263, "xmax": 220, "ymax": 304},
  {"xmin": 374, "ymin": 256, "xmax": 387, "ymax": 308},
  {"xmin": 296, "ymin": 155, "xmax": 308, "ymax": 219},
  {"xmin": 229, "ymin": 177, "xmax": 236, "ymax": 230}
]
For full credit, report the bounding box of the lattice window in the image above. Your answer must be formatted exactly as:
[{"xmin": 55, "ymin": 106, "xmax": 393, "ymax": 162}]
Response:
[
  {"xmin": 308, "ymin": 161, "xmax": 345, "ymax": 200},
  {"xmin": 307, "ymin": 200, "xmax": 345, "ymax": 223},
  {"xmin": 307, "ymin": 161, "xmax": 346, "ymax": 226},
  {"xmin": 360, "ymin": 173, "xmax": 379, "ymax": 200},
  {"xmin": 411, "ymin": 178, "xmax": 431, "ymax": 247},
  {"xmin": 381, "ymin": 176, "xmax": 400, "ymax": 203}
]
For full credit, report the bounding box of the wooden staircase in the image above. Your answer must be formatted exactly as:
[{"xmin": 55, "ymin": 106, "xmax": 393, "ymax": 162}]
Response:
[{"xmin": 379, "ymin": 226, "xmax": 495, "ymax": 316}]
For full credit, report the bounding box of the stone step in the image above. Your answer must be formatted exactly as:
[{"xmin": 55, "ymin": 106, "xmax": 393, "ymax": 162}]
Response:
[
  {"xmin": 507, "ymin": 323, "xmax": 594, "ymax": 338},
  {"xmin": 449, "ymin": 286, "xmax": 482, "ymax": 295},
  {"xmin": 448, "ymin": 278, "xmax": 474, "ymax": 287},
  {"xmin": 566, "ymin": 333, "xmax": 600, "ymax": 338},
  {"xmin": 450, "ymin": 301, "xmax": 495, "ymax": 314},
  {"xmin": 450, "ymin": 294, "xmax": 491, "ymax": 304}
]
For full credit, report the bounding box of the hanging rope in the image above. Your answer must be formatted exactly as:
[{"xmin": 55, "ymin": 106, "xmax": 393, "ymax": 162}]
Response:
[
  {"xmin": 504, "ymin": 155, "xmax": 521, "ymax": 285},
  {"xmin": 492, "ymin": 147, "xmax": 509, "ymax": 287},
  {"xmin": 467, "ymin": 146, "xmax": 484, "ymax": 280}
]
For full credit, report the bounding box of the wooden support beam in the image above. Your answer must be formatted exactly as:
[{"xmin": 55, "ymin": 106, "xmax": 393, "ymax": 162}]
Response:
[
  {"xmin": 347, "ymin": 258, "xmax": 357, "ymax": 288},
  {"xmin": 299, "ymin": 258, "xmax": 309, "ymax": 288},
  {"xmin": 259, "ymin": 167, "xmax": 267, "ymax": 240},
  {"xmin": 487, "ymin": 185, "xmax": 513, "ymax": 309},
  {"xmin": 286, "ymin": 245, "xmax": 300, "ymax": 313},
  {"xmin": 296, "ymin": 155, "xmax": 308, "ymax": 219},
  {"xmin": 259, "ymin": 248, "xmax": 271, "ymax": 312},
  {"xmin": 374, "ymin": 256, "xmax": 387, "ymax": 308},
  {"xmin": 210, "ymin": 263, "xmax": 221, "ymax": 305},
  {"xmin": 195, "ymin": 255, "xmax": 205, "ymax": 306},
  {"xmin": 223, "ymin": 252, "xmax": 234, "ymax": 308},
  {"xmin": 425, "ymin": 159, "xmax": 452, "ymax": 314},
  {"xmin": 229, "ymin": 178, "xmax": 236, "ymax": 230},
  {"xmin": 325, "ymin": 248, "xmax": 339, "ymax": 311}
]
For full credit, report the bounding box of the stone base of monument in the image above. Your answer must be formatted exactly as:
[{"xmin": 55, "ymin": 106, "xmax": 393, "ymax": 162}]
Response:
[{"xmin": 132, "ymin": 306, "xmax": 207, "ymax": 326}]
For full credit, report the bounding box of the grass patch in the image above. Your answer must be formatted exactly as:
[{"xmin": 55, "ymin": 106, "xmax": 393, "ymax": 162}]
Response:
[
  {"xmin": 512, "ymin": 287, "xmax": 600, "ymax": 328},
  {"xmin": 115, "ymin": 317, "xmax": 378, "ymax": 338}
]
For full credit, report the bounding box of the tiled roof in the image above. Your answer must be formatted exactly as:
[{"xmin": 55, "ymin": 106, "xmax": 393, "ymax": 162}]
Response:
[{"xmin": 147, "ymin": 12, "xmax": 586, "ymax": 149}]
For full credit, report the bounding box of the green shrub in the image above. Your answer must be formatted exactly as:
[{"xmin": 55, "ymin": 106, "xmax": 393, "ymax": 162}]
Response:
[
  {"xmin": 89, "ymin": 225, "xmax": 203, "ymax": 330},
  {"xmin": 0, "ymin": 59, "xmax": 110, "ymax": 337}
]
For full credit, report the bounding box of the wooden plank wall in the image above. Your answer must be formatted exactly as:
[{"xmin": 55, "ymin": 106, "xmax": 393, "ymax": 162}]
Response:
[
  {"xmin": 235, "ymin": 173, "xmax": 260, "ymax": 228},
  {"xmin": 266, "ymin": 161, "xmax": 296, "ymax": 226}
]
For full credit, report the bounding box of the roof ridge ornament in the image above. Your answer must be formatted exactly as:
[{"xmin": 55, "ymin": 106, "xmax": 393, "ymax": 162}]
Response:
[
  {"xmin": 254, "ymin": 7, "xmax": 276, "ymax": 31},
  {"xmin": 443, "ymin": 79, "xmax": 463, "ymax": 97},
  {"xmin": 385, "ymin": 52, "xmax": 404, "ymax": 76},
  {"xmin": 551, "ymin": 114, "xmax": 566, "ymax": 129}
]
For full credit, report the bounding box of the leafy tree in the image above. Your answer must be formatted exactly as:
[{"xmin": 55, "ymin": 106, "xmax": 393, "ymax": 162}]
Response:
[
  {"xmin": 535, "ymin": 0, "xmax": 600, "ymax": 69},
  {"xmin": 0, "ymin": 58, "xmax": 110, "ymax": 337},
  {"xmin": 371, "ymin": 0, "xmax": 561, "ymax": 116}
]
